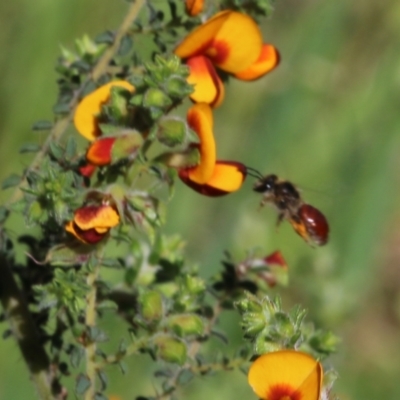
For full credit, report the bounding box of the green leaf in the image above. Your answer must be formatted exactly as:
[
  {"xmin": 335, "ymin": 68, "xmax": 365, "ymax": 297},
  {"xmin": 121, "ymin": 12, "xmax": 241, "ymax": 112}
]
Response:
[
  {"xmin": 75, "ymin": 374, "xmax": 91, "ymax": 395},
  {"xmin": 45, "ymin": 244, "xmax": 91, "ymax": 266},
  {"xmin": 2, "ymin": 174, "xmax": 21, "ymax": 190},
  {"xmin": 19, "ymin": 143, "xmax": 41, "ymax": 153},
  {"xmin": 53, "ymin": 102, "xmax": 70, "ymax": 114},
  {"xmin": 97, "ymin": 370, "xmax": 108, "ymax": 392},
  {"xmin": 69, "ymin": 345, "xmax": 85, "ymax": 368},
  {"xmin": 0, "ymin": 206, "xmax": 8, "ymax": 224},
  {"xmin": 118, "ymin": 35, "xmax": 133, "ymax": 56},
  {"xmin": 95, "ymin": 30, "xmax": 114, "ymax": 44},
  {"xmin": 31, "ymin": 120, "xmax": 53, "ymax": 131}
]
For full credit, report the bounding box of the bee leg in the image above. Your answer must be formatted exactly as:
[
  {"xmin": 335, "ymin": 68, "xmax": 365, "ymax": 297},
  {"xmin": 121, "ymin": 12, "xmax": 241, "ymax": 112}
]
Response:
[{"xmin": 276, "ymin": 212, "xmax": 285, "ymax": 227}]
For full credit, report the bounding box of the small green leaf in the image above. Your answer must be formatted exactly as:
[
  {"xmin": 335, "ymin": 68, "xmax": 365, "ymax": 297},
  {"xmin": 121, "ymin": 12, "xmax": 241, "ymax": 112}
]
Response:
[
  {"xmin": 0, "ymin": 207, "xmax": 8, "ymax": 224},
  {"xmin": 53, "ymin": 102, "xmax": 70, "ymax": 114},
  {"xmin": 69, "ymin": 345, "xmax": 85, "ymax": 368},
  {"xmin": 31, "ymin": 120, "xmax": 53, "ymax": 131},
  {"xmin": 97, "ymin": 370, "xmax": 108, "ymax": 391},
  {"xmin": 2, "ymin": 174, "xmax": 21, "ymax": 190},
  {"xmin": 19, "ymin": 143, "xmax": 41, "ymax": 153},
  {"xmin": 118, "ymin": 35, "xmax": 133, "ymax": 56},
  {"xmin": 95, "ymin": 30, "xmax": 114, "ymax": 44},
  {"xmin": 45, "ymin": 244, "xmax": 91, "ymax": 266},
  {"xmin": 75, "ymin": 374, "xmax": 91, "ymax": 395}
]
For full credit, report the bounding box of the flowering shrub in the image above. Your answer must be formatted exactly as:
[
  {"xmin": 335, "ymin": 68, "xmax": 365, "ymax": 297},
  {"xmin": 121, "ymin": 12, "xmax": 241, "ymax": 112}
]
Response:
[{"xmin": 0, "ymin": 1, "xmax": 339, "ymax": 399}]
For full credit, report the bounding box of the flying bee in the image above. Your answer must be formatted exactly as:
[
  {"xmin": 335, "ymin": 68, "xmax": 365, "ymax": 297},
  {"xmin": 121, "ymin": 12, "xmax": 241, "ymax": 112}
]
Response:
[{"xmin": 246, "ymin": 169, "xmax": 329, "ymax": 246}]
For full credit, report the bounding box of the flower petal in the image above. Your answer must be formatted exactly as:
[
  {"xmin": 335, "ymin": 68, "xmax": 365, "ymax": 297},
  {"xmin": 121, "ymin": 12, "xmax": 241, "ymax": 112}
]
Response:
[
  {"xmin": 74, "ymin": 205, "xmax": 120, "ymax": 230},
  {"xmin": 234, "ymin": 44, "xmax": 280, "ymax": 81},
  {"xmin": 175, "ymin": 11, "xmax": 263, "ymax": 74},
  {"xmin": 248, "ymin": 350, "xmax": 323, "ymax": 400},
  {"xmin": 74, "ymin": 81, "xmax": 135, "ymax": 141},
  {"xmin": 186, "ymin": 56, "xmax": 225, "ymax": 107},
  {"xmin": 185, "ymin": 0, "xmax": 204, "ymax": 16},
  {"xmin": 78, "ymin": 163, "xmax": 97, "ymax": 178},
  {"xmin": 186, "ymin": 103, "xmax": 216, "ymax": 184},
  {"xmin": 179, "ymin": 161, "xmax": 247, "ymax": 196},
  {"xmin": 86, "ymin": 137, "xmax": 116, "ymax": 166},
  {"xmin": 65, "ymin": 221, "xmax": 108, "ymax": 244},
  {"xmin": 175, "ymin": 11, "xmax": 231, "ymax": 59}
]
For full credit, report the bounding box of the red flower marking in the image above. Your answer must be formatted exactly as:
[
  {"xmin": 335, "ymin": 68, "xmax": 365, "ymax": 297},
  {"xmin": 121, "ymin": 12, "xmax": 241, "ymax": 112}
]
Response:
[
  {"xmin": 71, "ymin": 223, "xmax": 107, "ymax": 244},
  {"xmin": 208, "ymin": 40, "xmax": 230, "ymax": 64},
  {"xmin": 268, "ymin": 384, "xmax": 301, "ymax": 400}
]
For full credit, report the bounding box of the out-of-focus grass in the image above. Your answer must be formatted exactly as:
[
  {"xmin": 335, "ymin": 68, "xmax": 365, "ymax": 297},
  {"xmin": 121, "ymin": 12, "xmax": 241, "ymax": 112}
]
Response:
[{"xmin": 1, "ymin": 0, "xmax": 400, "ymax": 399}]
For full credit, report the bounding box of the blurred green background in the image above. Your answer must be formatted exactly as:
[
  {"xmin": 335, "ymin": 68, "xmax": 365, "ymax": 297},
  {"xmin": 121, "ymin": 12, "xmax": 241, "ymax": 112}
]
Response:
[{"xmin": 1, "ymin": 0, "xmax": 400, "ymax": 399}]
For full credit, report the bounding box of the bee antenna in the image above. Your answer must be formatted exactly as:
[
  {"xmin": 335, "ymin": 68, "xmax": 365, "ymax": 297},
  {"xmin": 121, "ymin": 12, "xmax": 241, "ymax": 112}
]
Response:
[{"xmin": 245, "ymin": 166, "xmax": 264, "ymax": 180}]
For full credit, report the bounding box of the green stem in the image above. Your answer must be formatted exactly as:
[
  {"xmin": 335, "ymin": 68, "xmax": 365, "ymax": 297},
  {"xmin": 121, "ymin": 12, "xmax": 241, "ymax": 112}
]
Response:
[
  {"xmin": 6, "ymin": 0, "xmax": 146, "ymax": 207},
  {"xmin": 84, "ymin": 265, "xmax": 100, "ymax": 400},
  {"xmin": 0, "ymin": 255, "xmax": 55, "ymax": 399}
]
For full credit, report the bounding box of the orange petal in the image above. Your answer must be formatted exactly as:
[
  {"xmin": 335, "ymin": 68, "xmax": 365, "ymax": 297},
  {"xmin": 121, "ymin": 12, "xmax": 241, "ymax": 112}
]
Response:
[
  {"xmin": 86, "ymin": 137, "xmax": 116, "ymax": 166},
  {"xmin": 175, "ymin": 11, "xmax": 263, "ymax": 74},
  {"xmin": 248, "ymin": 350, "xmax": 323, "ymax": 400},
  {"xmin": 74, "ymin": 205, "xmax": 120, "ymax": 230},
  {"xmin": 185, "ymin": 0, "xmax": 204, "ymax": 16},
  {"xmin": 186, "ymin": 56, "xmax": 225, "ymax": 107},
  {"xmin": 179, "ymin": 161, "xmax": 247, "ymax": 196},
  {"xmin": 234, "ymin": 44, "xmax": 280, "ymax": 81},
  {"xmin": 65, "ymin": 221, "xmax": 108, "ymax": 244},
  {"xmin": 74, "ymin": 81, "xmax": 135, "ymax": 141},
  {"xmin": 186, "ymin": 103, "xmax": 216, "ymax": 184}
]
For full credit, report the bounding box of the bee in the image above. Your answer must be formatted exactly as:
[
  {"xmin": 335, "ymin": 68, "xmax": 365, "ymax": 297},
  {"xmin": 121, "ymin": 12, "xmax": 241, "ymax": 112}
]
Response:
[{"xmin": 247, "ymin": 169, "xmax": 329, "ymax": 246}]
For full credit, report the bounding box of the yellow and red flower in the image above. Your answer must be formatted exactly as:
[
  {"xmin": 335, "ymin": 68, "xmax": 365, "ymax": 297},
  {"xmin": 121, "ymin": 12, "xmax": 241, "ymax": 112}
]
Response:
[
  {"xmin": 65, "ymin": 204, "xmax": 120, "ymax": 244},
  {"xmin": 248, "ymin": 350, "xmax": 323, "ymax": 400},
  {"xmin": 174, "ymin": 11, "xmax": 279, "ymax": 107},
  {"xmin": 74, "ymin": 81, "xmax": 135, "ymax": 141},
  {"xmin": 179, "ymin": 103, "xmax": 246, "ymax": 196},
  {"xmin": 73, "ymin": 81, "xmax": 135, "ymax": 172}
]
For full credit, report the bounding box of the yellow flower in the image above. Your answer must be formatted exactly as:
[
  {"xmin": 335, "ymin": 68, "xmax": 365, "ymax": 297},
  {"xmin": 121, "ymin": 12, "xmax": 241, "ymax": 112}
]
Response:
[
  {"xmin": 179, "ymin": 103, "xmax": 247, "ymax": 196},
  {"xmin": 74, "ymin": 81, "xmax": 135, "ymax": 141},
  {"xmin": 248, "ymin": 350, "xmax": 323, "ymax": 400},
  {"xmin": 175, "ymin": 11, "xmax": 279, "ymax": 107}
]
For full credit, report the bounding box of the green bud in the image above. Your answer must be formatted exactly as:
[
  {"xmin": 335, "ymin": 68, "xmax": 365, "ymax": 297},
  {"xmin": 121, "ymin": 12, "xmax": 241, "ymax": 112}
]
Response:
[
  {"xmin": 241, "ymin": 312, "xmax": 266, "ymax": 337},
  {"xmin": 29, "ymin": 201, "xmax": 44, "ymax": 221},
  {"xmin": 153, "ymin": 148, "xmax": 200, "ymax": 169},
  {"xmin": 235, "ymin": 293, "xmax": 263, "ymax": 314},
  {"xmin": 140, "ymin": 290, "xmax": 164, "ymax": 322},
  {"xmin": 154, "ymin": 334, "xmax": 187, "ymax": 365},
  {"xmin": 254, "ymin": 336, "xmax": 281, "ymax": 355},
  {"xmin": 183, "ymin": 275, "xmax": 206, "ymax": 295},
  {"xmin": 274, "ymin": 312, "xmax": 294, "ymax": 337},
  {"xmin": 107, "ymin": 87, "xmax": 130, "ymax": 120},
  {"xmin": 111, "ymin": 132, "xmax": 144, "ymax": 162},
  {"xmin": 164, "ymin": 75, "xmax": 193, "ymax": 98},
  {"xmin": 143, "ymin": 88, "xmax": 172, "ymax": 109},
  {"xmin": 167, "ymin": 314, "xmax": 205, "ymax": 337},
  {"xmin": 157, "ymin": 117, "xmax": 186, "ymax": 147}
]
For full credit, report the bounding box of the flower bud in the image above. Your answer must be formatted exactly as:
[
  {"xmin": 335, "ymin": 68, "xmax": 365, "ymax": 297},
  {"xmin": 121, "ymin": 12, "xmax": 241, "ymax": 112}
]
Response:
[
  {"xmin": 167, "ymin": 314, "xmax": 204, "ymax": 337},
  {"xmin": 154, "ymin": 334, "xmax": 187, "ymax": 365}
]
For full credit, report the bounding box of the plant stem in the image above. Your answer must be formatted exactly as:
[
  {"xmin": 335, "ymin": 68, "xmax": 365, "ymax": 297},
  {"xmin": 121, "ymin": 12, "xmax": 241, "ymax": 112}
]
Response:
[
  {"xmin": 6, "ymin": 0, "xmax": 146, "ymax": 207},
  {"xmin": 0, "ymin": 255, "xmax": 55, "ymax": 400},
  {"xmin": 84, "ymin": 265, "xmax": 100, "ymax": 400}
]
